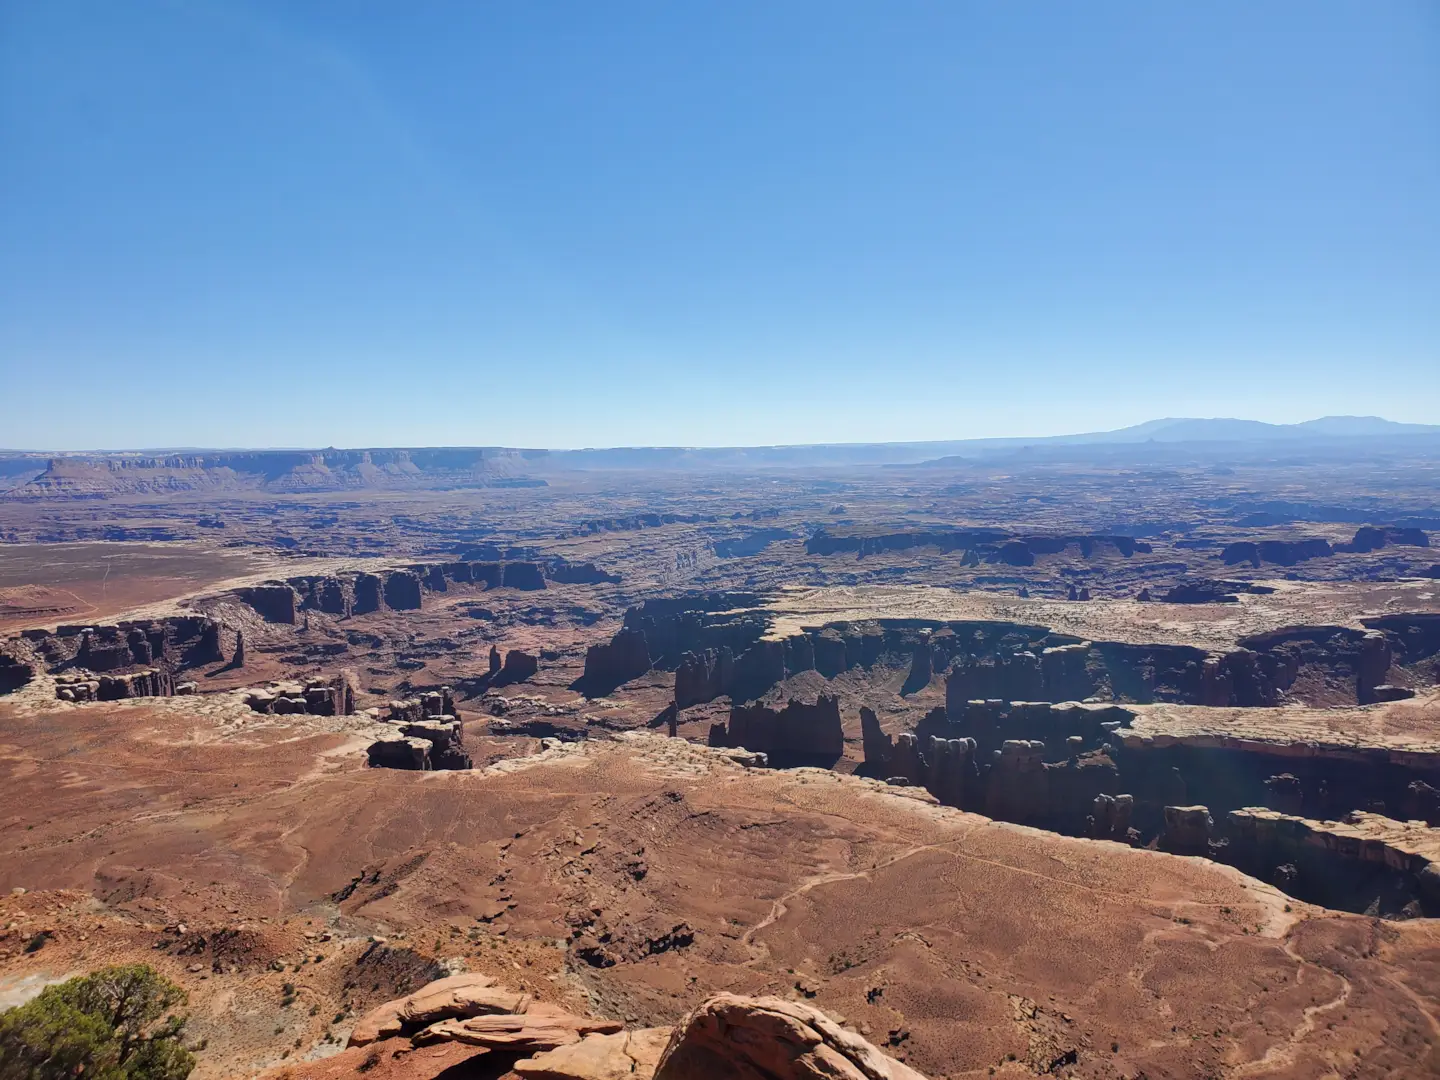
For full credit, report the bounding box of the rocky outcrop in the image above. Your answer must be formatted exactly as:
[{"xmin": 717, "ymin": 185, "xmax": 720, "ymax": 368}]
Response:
[
  {"xmin": 77, "ymin": 628, "xmax": 141, "ymax": 672},
  {"xmin": 55, "ymin": 668, "xmax": 175, "ymax": 702},
  {"xmin": 288, "ymin": 575, "xmax": 355, "ymax": 615},
  {"xmin": 712, "ymin": 696, "xmax": 844, "ymax": 767},
  {"xmin": 418, "ymin": 1005, "xmax": 624, "ymax": 1050},
  {"xmin": 366, "ymin": 735, "xmax": 434, "ymax": 770},
  {"xmin": 583, "ymin": 627, "xmax": 651, "ymax": 690},
  {"xmin": 616, "ymin": 594, "xmax": 768, "ymax": 669},
  {"xmin": 399, "ymin": 720, "xmax": 473, "ymax": 769},
  {"xmin": 653, "ymin": 994, "xmax": 927, "ymax": 1080},
  {"xmin": 860, "ymin": 707, "xmax": 890, "ymax": 769},
  {"xmin": 236, "ymin": 583, "xmax": 299, "ymax": 623},
  {"xmin": 348, "ymin": 973, "xmax": 530, "ymax": 1046},
  {"xmin": 919, "ymin": 735, "xmax": 979, "ymax": 808},
  {"xmin": 1160, "ymin": 805, "xmax": 1214, "ymax": 856},
  {"xmin": 1361, "ymin": 613, "xmax": 1440, "ymax": 668},
  {"xmin": 0, "ymin": 652, "xmax": 34, "ymax": 694},
  {"xmin": 23, "ymin": 617, "xmax": 223, "ymax": 678},
  {"xmin": 349, "ymin": 973, "xmax": 593, "ymax": 1049},
  {"xmin": 345, "ymin": 978, "xmax": 929, "ymax": 1080},
  {"xmin": 672, "ymin": 640, "xmax": 787, "ymax": 708}
]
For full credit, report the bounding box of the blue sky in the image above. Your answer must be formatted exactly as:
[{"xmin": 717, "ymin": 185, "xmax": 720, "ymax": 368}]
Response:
[{"xmin": 2, "ymin": 1, "xmax": 1436, "ymax": 450}]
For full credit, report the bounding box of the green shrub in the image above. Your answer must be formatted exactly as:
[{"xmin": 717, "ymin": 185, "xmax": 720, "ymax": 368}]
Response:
[{"xmin": 0, "ymin": 965, "xmax": 195, "ymax": 1080}]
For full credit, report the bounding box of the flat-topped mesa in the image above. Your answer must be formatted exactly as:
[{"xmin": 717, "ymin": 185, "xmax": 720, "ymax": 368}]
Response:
[
  {"xmin": 231, "ymin": 561, "xmax": 559, "ymax": 623},
  {"xmin": 1342, "ymin": 525, "xmax": 1430, "ymax": 553},
  {"xmin": 56, "ymin": 668, "xmax": 174, "ymax": 702},
  {"xmin": 941, "ymin": 699, "xmax": 1135, "ymax": 758},
  {"xmin": 581, "ymin": 598, "xmax": 1440, "ymax": 715},
  {"xmin": 1221, "ymin": 537, "xmax": 1333, "ymax": 567},
  {"xmin": 619, "ymin": 592, "xmax": 769, "ymax": 669},
  {"xmin": 1115, "ymin": 715, "xmax": 1440, "ymax": 837},
  {"xmin": 936, "ymin": 621, "xmax": 1420, "ymax": 710},
  {"xmin": 711, "ymin": 695, "xmax": 844, "ymax": 768},
  {"xmin": 544, "ymin": 558, "xmax": 620, "ymax": 584}
]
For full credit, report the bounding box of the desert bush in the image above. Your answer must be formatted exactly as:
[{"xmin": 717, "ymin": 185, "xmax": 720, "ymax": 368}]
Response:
[{"xmin": 0, "ymin": 965, "xmax": 194, "ymax": 1080}]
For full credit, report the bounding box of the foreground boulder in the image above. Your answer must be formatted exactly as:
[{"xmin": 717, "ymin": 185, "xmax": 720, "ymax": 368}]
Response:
[
  {"xmin": 345, "ymin": 976, "xmax": 930, "ymax": 1080},
  {"xmin": 348, "ymin": 973, "xmax": 527, "ymax": 1046},
  {"xmin": 654, "ymin": 994, "xmax": 927, "ymax": 1080}
]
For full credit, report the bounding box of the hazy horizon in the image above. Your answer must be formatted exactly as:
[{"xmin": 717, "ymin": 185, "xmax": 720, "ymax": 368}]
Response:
[
  {"xmin": 5, "ymin": 413, "xmax": 1439, "ymax": 456},
  {"xmin": 3, "ymin": 2, "xmax": 1437, "ymax": 448}
]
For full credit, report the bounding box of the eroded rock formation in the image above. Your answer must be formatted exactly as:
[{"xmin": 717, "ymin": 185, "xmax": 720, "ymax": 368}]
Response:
[
  {"xmin": 584, "ymin": 627, "xmax": 651, "ymax": 690},
  {"xmin": 1225, "ymin": 809, "xmax": 1440, "ymax": 917},
  {"xmin": 653, "ymin": 993, "xmax": 927, "ymax": 1080},
  {"xmin": 237, "ymin": 583, "xmax": 299, "ymax": 623},
  {"xmin": 344, "ymin": 975, "xmax": 931, "ymax": 1080},
  {"xmin": 0, "ymin": 652, "xmax": 34, "ymax": 694},
  {"xmin": 245, "ymin": 677, "xmax": 357, "ymax": 717},
  {"xmin": 367, "ymin": 688, "xmax": 471, "ymax": 770},
  {"xmin": 712, "ymin": 696, "xmax": 843, "ymax": 766},
  {"xmin": 502, "ymin": 649, "xmax": 539, "ymax": 683},
  {"xmin": 56, "ymin": 668, "xmax": 175, "ymax": 702}
]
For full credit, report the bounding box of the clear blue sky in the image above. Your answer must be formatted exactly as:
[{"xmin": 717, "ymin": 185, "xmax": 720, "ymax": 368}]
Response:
[{"xmin": 2, "ymin": 1, "xmax": 1437, "ymax": 450}]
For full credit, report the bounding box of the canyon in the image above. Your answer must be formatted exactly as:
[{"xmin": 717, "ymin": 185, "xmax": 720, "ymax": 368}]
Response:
[{"xmin": 2, "ymin": 428, "xmax": 1440, "ymax": 1079}]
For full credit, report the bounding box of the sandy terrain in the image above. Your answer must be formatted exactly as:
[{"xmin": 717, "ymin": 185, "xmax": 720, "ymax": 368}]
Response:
[{"xmin": 0, "ymin": 543, "xmax": 281, "ymax": 631}]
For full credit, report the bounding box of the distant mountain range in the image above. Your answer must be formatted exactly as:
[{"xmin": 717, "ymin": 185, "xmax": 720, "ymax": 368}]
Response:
[
  {"xmin": 1057, "ymin": 415, "xmax": 1440, "ymax": 444},
  {"xmin": 1, "ymin": 416, "xmax": 1437, "ymax": 494}
]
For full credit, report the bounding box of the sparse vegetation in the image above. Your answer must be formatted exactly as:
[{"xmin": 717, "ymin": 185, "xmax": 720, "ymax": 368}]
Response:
[{"xmin": 0, "ymin": 964, "xmax": 194, "ymax": 1080}]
